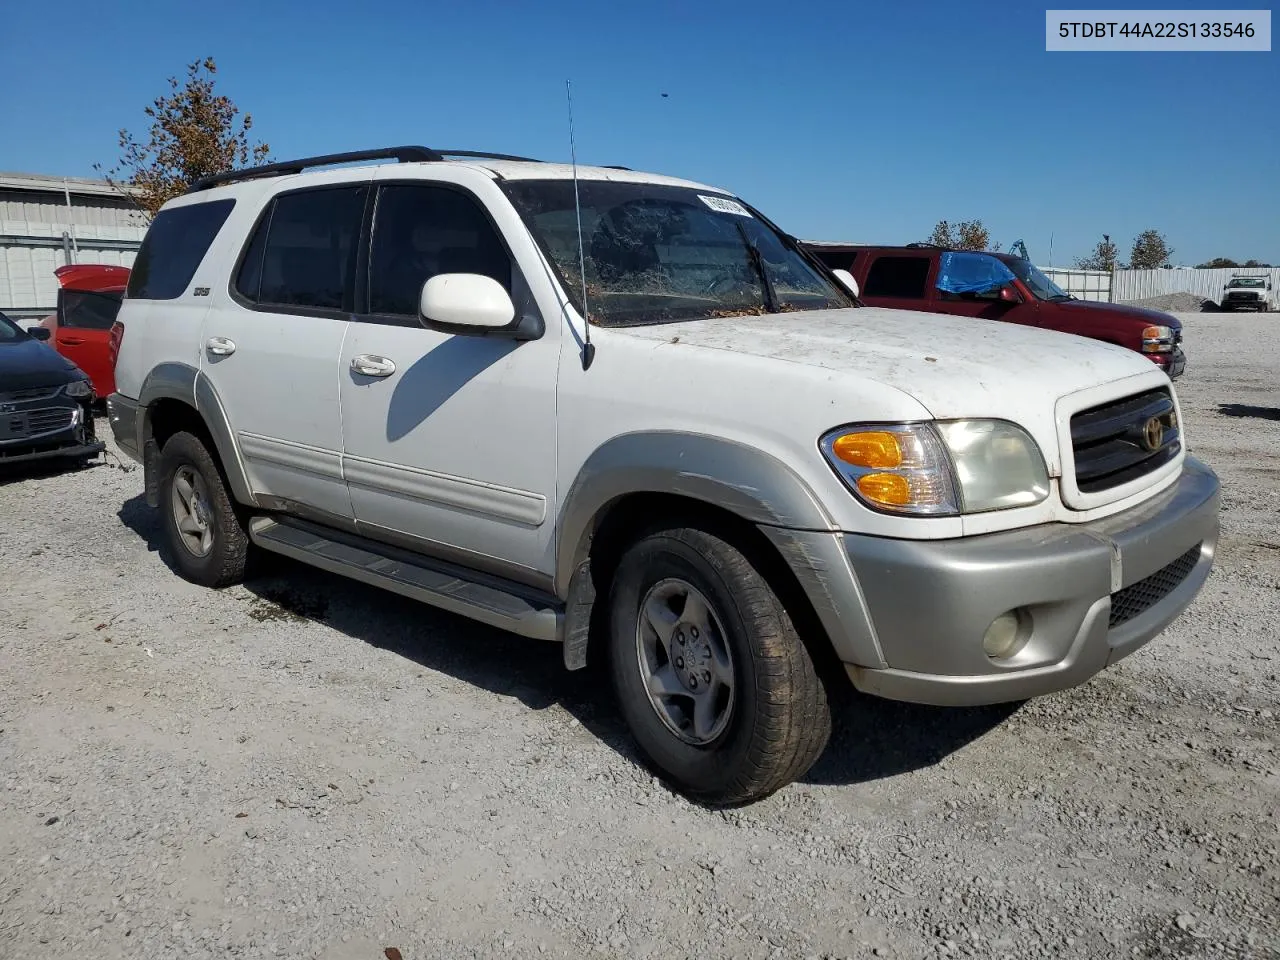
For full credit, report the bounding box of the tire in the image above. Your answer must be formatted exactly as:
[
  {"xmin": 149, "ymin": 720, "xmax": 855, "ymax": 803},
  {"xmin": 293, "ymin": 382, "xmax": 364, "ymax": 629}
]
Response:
[
  {"xmin": 157, "ymin": 430, "xmax": 250, "ymax": 588},
  {"xmin": 607, "ymin": 525, "xmax": 831, "ymax": 805}
]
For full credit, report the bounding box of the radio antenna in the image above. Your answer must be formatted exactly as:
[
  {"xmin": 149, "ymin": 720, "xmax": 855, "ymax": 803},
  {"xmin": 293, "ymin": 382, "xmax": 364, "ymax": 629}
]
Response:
[{"xmin": 566, "ymin": 79, "xmax": 595, "ymax": 370}]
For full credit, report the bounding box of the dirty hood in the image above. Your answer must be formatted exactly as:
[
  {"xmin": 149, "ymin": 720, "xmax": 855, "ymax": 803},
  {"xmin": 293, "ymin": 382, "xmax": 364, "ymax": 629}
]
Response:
[{"xmin": 615, "ymin": 306, "xmax": 1159, "ymax": 418}]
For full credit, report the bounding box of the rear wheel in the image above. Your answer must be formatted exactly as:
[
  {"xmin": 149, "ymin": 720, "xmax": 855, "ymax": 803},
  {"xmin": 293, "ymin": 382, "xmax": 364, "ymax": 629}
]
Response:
[
  {"xmin": 157, "ymin": 431, "xmax": 250, "ymax": 588},
  {"xmin": 607, "ymin": 525, "xmax": 831, "ymax": 805}
]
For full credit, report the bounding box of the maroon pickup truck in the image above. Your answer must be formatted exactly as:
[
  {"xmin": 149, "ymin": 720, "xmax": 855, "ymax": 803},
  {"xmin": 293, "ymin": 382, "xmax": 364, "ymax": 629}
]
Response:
[{"xmin": 804, "ymin": 243, "xmax": 1185, "ymax": 379}]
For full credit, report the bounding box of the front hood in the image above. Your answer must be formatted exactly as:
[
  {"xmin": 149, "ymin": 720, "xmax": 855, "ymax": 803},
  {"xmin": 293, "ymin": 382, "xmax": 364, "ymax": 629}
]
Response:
[
  {"xmin": 615, "ymin": 306, "xmax": 1160, "ymax": 418},
  {"xmin": 1055, "ymin": 298, "xmax": 1182, "ymax": 330},
  {"xmin": 0, "ymin": 337, "xmax": 85, "ymax": 391}
]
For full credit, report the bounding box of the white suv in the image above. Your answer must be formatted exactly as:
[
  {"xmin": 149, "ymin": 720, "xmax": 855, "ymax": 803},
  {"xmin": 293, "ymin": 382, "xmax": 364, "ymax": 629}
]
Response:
[{"xmin": 107, "ymin": 147, "xmax": 1219, "ymax": 804}]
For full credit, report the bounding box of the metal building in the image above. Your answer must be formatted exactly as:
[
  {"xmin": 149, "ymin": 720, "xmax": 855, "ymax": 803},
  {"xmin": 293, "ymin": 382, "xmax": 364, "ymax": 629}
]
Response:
[{"xmin": 0, "ymin": 172, "xmax": 145, "ymax": 321}]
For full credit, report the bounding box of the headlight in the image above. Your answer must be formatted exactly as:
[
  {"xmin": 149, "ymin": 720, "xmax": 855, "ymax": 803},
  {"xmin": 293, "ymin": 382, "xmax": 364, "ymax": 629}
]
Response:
[
  {"xmin": 63, "ymin": 379, "xmax": 94, "ymax": 399},
  {"xmin": 1142, "ymin": 325, "xmax": 1174, "ymax": 353},
  {"xmin": 820, "ymin": 420, "xmax": 1049, "ymax": 516}
]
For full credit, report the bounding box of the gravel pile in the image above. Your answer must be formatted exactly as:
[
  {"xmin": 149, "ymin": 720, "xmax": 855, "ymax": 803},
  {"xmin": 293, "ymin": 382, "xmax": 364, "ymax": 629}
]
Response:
[
  {"xmin": 1, "ymin": 311, "xmax": 1277, "ymax": 960},
  {"xmin": 1120, "ymin": 292, "xmax": 1213, "ymax": 312}
]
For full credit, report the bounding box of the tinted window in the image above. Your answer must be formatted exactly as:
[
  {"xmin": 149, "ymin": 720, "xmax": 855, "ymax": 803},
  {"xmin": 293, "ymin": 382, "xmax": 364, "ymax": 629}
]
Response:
[
  {"xmin": 60, "ymin": 290, "xmax": 124, "ymax": 329},
  {"xmin": 255, "ymin": 186, "xmax": 367, "ymax": 311},
  {"xmin": 863, "ymin": 256, "xmax": 930, "ymax": 299},
  {"xmin": 127, "ymin": 199, "xmax": 235, "ymax": 300},
  {"xmin": 368, "ymin": 184, "xmax": 511, "ymax": 316},
  {"xmin": 810, "ymin": 249, "xmax": 858, "ymax": 271},
  {"xmin": 234, "ymin": 206, "xmax": 272, "ymax": 302}
]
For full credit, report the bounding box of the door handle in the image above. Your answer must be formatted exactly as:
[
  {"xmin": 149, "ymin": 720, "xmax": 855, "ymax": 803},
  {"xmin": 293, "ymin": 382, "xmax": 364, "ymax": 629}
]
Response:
[
  {"xmin": 59, "ymin": 336, "xmax": 85, "ymax": 346},
  {"xmin": 206, "ymin": 337, "xmax": 236, "ymax": 357},
  {"xmin": 351, "ymin": 354, "xmax": 396, "ymax": 378}
]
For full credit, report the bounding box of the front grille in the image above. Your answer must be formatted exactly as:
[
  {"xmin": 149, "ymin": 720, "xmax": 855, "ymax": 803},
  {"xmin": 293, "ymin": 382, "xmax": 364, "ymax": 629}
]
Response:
[
  {"xmin": 1071, "ymin": 388, "xmax": 1181, "ymax": 494},
  {"xmin": 1109, "ymin": 545, "xmax": 1201, "ymax": 628},
  {"xmin": 1225, "ymin": 291, "xmax": 1260, "ymax": 302},
  {"xmin": 0, "ymin": 406, "xmax": 74, "ymax": 443}
]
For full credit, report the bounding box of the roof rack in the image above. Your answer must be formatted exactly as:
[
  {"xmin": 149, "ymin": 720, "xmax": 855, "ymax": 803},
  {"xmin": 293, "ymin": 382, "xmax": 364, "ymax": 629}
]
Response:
[
  {"xmin": 187, "ymin": 146, "xmax": 443, "ymax": 192},
  {"xmin": 186, "ymin": 146, "xmax": 633, "ymax": 193}
]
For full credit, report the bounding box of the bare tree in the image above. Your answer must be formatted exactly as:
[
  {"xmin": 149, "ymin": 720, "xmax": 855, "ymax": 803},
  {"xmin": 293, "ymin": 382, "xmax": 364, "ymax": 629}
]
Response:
[
  {"xmin": 1075, "ymin": 234, "xmax": 1120, "ymax": 272},
  {"xmin": 926, "ymin": 219, "xmax": 998, "ymax": 251},
  {"xmin": 1129, "ymin": 229, "xmax": 1174, "ymax": 270},
  {"xmin": 97, "ymin": 57, "xmax": 270, "ymax": 218}
]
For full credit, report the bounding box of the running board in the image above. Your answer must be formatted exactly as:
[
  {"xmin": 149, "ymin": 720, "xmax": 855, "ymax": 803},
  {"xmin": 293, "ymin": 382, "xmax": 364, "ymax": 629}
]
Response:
[{"xmin": 248, "ymin": 516, "xmax": 562, "ymax": 642}]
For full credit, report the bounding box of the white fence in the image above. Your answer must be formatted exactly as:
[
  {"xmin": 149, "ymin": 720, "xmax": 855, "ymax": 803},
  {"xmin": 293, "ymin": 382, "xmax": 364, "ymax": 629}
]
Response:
[
  {"xmin": 1112, "ymin": 267, "xmax": 1280, "ymax": 304},
  {"xmin": 1040, "ymin": 267, "xmax": 1112, "ymax": 302}
]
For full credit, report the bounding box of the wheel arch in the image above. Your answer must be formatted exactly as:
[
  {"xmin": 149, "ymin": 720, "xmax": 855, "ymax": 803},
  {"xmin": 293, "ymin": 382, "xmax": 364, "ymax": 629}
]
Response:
[{"xmin": 137, "ymin": 362, "xmax": 256, "ymax": 508}]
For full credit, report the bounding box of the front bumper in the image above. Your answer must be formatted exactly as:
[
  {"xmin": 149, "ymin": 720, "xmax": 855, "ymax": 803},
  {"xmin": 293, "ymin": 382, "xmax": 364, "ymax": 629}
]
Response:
[
  {"xmin": 0, "ymin": 395, "xmax": 102, "ymax": 465},
  {"xmin": 1154, "ymin": 346, "xmax": 1186, "ymax": 379},
  {"xmin": 843, "ymin": 456, "xmax": 1219, "ymax": 706}
]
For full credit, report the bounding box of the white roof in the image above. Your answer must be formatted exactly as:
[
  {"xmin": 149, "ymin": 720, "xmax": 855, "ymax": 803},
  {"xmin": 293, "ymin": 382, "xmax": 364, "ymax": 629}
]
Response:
[{"xmin": 460, "ymin": 158, "xmax": 728, "ymax": 193}]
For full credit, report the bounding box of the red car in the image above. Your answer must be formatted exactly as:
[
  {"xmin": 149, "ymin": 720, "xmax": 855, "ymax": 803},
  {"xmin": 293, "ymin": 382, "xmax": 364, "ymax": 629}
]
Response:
[
  {"xmin": 804, "ymin": 244, "xmax": 1186, "ymax": 379},
  {"xmin": 38, "ymin": 263, "xmax": 130, "ymax": 400}
]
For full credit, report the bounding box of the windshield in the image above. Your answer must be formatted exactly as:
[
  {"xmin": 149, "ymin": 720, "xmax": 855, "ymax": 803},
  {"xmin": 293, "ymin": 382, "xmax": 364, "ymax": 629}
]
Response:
[
  {"xmin": 0, "ymin": 310, "xmax": 25, "ymax": 343},
  {"xmin": 1005, "ymin": 258, "xmax": 1070, "ymax": 300},
  {"xmin": 1228, "ymin": 278, "xmax": 1265, "ymax": 288},
  {"xmin": 501, "ymin": 180, "xmax": 852, "ymax": 326}
]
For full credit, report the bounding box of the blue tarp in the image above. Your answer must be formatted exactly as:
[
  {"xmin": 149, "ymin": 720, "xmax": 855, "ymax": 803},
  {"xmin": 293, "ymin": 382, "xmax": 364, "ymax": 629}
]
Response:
[{"xmin": 936, "ymin": 251, "xmax": 1016, "ymax": 295}]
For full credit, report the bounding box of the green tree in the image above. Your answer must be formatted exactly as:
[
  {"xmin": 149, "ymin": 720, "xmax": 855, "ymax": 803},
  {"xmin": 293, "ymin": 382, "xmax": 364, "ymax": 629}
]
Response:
[
  {"xmin": 1129, "ymin": 229, "xmax": 1174, "ymax": 270},
  {"xmin": 1195, "ymin": 257, "xmax": 1240, "ymax": 269},
  {"xmin": 97, "ymin": 57, "xmax": 270, "ymax": 218},
  {"xmin": 1075, "ymin": 234, "xmax": 1119, "ymax": 272}
]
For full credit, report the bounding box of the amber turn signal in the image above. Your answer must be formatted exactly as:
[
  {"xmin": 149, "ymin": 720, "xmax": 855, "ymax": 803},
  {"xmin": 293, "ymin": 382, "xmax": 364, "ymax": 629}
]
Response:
[
  {"xmin": 856, "ymin": 472, "xmax": 912, "ymax": 506},
  {"xmin": 831, "ymin": 431, "xmax": 903, "ymax": 469}
]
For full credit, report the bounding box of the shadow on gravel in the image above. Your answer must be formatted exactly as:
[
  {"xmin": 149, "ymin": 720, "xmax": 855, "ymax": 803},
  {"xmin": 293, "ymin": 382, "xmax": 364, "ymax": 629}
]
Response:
[
  {"xmin": 0, "ymin": 455, "xmax": 104, "ymax": 487},
  {"xmin": 116, "ymin": 493, "xmax": 1023, "ymax": 793},
  {"xmin": 1218, "ymin": 403, "xmax": 1280, "ymax": 422},
  {"xmin": 802, "ymin": 686, "xmax": 1020, "ymax": 786}
]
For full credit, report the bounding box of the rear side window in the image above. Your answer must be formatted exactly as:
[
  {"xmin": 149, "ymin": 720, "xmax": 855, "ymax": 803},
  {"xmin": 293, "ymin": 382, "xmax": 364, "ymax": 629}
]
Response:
[
  {"xmin": 236, "ymin": 185, "xmax": 367, "ymax": 312},
  {"xmin": 126, "ymin": 199, "xmax": 235, "ymax": 300},
  {"xmin": 368, "ymin": 183, "xmax": 512, "ymax": 316},
  {"xmin": 863, "ymin": 256, "xmax": 930, "ymax": 299},
  {"xmin": 59, "ymin": 289, "xmax": 124, "ymax": 329},
  {"xmin": 810, "ymin": 249, "xmax": 859, "ymax": 271}
]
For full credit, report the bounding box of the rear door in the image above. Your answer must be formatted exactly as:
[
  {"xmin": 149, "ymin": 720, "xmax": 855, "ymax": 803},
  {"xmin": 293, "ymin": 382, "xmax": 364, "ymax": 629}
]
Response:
[
  {"xmin": 54, "ymin": 287, "xmax": 123, "ymax": 396},
  {"xmin": 198, "ymin": 179, "xmax": 369, "ymax": 522},
  {"xmin": 860, "ymin": 253, "xmax": 934, "ymax": 313}
]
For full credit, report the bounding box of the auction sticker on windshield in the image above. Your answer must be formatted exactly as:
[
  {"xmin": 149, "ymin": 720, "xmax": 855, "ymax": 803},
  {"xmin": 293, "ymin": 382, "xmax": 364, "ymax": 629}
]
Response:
[{"xmin": 699, "ymin": 195, "xmax": 753, "ymax": 217}]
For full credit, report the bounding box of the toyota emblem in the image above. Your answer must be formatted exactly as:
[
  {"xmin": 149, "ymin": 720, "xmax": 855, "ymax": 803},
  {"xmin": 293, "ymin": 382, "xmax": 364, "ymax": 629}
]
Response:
[{"xmin": 1142, "ymin": 416, "xmax": 1165, "ymax": 451}]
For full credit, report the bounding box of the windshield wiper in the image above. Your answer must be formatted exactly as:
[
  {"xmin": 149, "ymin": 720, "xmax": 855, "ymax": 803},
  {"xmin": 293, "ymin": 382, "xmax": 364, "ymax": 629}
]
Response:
[{"xmin": 737, "ymin": 224, "xmax": 779, "ymax": 313}]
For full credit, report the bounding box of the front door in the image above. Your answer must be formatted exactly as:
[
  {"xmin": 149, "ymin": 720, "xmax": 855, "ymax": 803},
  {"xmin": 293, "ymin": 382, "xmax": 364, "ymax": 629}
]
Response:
[
  {"xmin": 338, "ymin": 178, "xmax": 559, "ymax": 580},
  {"xmin": 930, "ymin": 251, "xmax": 1038, "ymax": 326},
  {"xmin": 198, "ymin": 180, "xmax": 369, "ymax": 521}
]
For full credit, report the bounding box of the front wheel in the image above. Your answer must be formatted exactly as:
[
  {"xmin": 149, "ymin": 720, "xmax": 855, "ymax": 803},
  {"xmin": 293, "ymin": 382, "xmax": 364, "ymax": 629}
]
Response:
[{"xmin": 607, "ymin": 525, "xmax": 831, "ymax": 805}]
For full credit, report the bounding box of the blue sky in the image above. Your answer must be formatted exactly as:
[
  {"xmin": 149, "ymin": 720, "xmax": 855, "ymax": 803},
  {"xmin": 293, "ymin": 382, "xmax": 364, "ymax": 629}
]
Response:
[{"xmin": 1, "ymin": 0, "xmax": 1275, "ymax": 265}]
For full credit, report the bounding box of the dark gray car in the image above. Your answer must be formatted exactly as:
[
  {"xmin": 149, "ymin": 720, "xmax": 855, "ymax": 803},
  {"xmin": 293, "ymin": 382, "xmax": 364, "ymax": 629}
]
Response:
[{"xmin": 0, "ymin": 309, "xmax": 103, "ymax": 466}]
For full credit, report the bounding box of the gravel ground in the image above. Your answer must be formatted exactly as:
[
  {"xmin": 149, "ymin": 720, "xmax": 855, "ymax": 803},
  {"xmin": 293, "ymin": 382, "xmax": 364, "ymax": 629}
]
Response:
[
  {"xmin": 2, "ymin": 312, "xmax": 1277, "ymax": 960},
  {"xmin": 1120, "ymin": 293, "xmax": 1214, "ymax": 313}
]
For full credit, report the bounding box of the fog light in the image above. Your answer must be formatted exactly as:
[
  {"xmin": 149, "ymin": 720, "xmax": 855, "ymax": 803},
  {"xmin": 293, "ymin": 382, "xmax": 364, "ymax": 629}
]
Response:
[{"xmin": 983, "ymin": 610, "xmax": 1028, "ymax": 659}]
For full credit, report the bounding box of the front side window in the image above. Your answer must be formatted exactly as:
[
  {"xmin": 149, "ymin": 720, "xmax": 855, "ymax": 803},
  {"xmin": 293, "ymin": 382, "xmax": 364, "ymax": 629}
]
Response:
[
  {"xmin": 501, "ymin": 180, "xmax": 850, "ymax": 326},
  {"xmin": 59, "ymin": 289, "xmax": 124, "ymax": 329},
  {"xmin": 863, "ymin": 256, "xmax": 930, "ymax": 299},
  {"xmin": 935, "ymin": 252, "xmax": 1017, "ymax": 300},
  {"xmin": 237, "ymin": 185, "xmax": 367, "ymax": 311},
  {"xmin": 0, "ymin": 310, "xmax": 23, "ymax": 342},
  {"xmin": 127, "ymin": 199, "xmax": 235, "ymax": 300},
  {"xmin": 368, "ymin": 184, "xmax": 512, "ymax": 316}
]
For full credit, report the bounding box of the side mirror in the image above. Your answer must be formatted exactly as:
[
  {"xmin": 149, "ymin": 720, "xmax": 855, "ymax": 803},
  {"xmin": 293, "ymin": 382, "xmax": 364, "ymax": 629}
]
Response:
[
  {"xmin": 832, "ymin": 268, "xmax": 859, "ymax": 299},
  {"xmin": 27, "ymin": 326, "xmax": 52, "ymax": 341},
  {"xmin": 419, "ymin": 274, "xmax": 515, "ymax": 332},
  {"xmin": 998, "ymin": 285, "xmax": 1022, "ymax": 303}
]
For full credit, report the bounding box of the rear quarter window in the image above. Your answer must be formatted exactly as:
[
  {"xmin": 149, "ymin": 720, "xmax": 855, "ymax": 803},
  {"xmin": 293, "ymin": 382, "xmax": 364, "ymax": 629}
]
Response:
[{"xmin": 126, "ymin": 198, "xmax": 236, "ymax": 300}]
